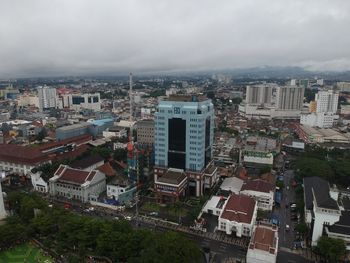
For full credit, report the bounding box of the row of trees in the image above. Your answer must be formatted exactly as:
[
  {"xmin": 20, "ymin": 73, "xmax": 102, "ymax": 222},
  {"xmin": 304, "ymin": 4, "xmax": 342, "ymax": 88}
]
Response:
[{"xmin": 1, "ymin": 192, "xmax": 202, "ymax": 262}]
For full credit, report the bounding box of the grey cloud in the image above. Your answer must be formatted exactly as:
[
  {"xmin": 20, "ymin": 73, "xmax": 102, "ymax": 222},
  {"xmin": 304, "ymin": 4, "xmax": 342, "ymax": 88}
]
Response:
[{"xmin": 0, "ymin": 0, "xmax": 350, "ymax": 77}]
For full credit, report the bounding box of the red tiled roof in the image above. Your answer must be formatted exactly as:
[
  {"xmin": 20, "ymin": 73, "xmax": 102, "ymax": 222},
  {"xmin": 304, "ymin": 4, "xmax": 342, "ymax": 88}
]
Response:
[
  {"xmin": 53, "ymin": 145, "xmax": 90, "ymax": 162},
  {"xmin": 0, "ymin": 144, "xmax": 50, "ymax": 165},
  {"xmin": 38, "ymin": 134, "xmax": 92, "ymax": 151},
  {"xmin": 97, "ymin": 162, "xmax": 116, "ymax": 177},
  {"xmin": 250, "ymin": 224, "xmax": 277, "ymax": 253},
  {"xmin": 55, "ymin": 165, "xmax": 98, "ymax": 185},
  {"xmin": 241, "ymin": 179, "xmax": 274, "ymax": 193},
  {"xmin": 220, "ymin": 193, "xmax": 256, "ymax": 224}
]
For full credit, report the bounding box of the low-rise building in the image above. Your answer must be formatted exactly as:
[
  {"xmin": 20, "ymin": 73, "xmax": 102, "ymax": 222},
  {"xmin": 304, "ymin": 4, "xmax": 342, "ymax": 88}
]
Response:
[
  {"xmin": 103, "ymin": 126, "xmax": 127, "ymax": 139},
  {"xmin": 70, "ymin": 155, "xmax": 104, "ymax": 171},
  {"xmin": 304, "ymin": 177, "xmax": 341, "ymax": 246},
  {"xmin": 49, "ymin": 165, "xmax": 106, "ymax": 203},
  {"xmin": 246, "ymin": 223, "xmax": 278, "ymax": 263},
  {"xmin": 106, "ymin": 175, "xmax": 136, "ymax": 204},
  {"xmin": 154, "ymin": 168, "xmax": 187, "ymax": 203},
  {"xmin": 218, "ymin": 193, "xmax": 257, "ymax": 237},
  {"xmin": 241, "ymin": 179, "xmax": 275, "ymax": 211}
]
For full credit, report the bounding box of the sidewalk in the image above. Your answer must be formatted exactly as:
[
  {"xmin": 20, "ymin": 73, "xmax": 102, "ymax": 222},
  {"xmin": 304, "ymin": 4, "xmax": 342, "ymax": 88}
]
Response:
[{"xmin": 138, "ymin": 215, "xmax": 249, "ymax": 248}]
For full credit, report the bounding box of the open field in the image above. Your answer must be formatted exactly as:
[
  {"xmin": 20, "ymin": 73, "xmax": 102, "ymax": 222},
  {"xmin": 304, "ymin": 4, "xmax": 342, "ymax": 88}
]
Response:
[{"xmin": 0, "ymin": 243, "xmax": 54, "ymax": 263}]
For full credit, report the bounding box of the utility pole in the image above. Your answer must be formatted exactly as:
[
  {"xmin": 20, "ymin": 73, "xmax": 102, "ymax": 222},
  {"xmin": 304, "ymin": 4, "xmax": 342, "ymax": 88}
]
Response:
[{"xmin": 129, "ymin": 73, "xmax": 140, "ymax": 224}]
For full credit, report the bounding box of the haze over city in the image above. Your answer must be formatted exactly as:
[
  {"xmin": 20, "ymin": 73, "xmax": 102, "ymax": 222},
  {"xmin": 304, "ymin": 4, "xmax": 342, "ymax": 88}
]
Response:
[{"xmin": 1, "ymin": 0, "xmax": 350, "ymax": 77}]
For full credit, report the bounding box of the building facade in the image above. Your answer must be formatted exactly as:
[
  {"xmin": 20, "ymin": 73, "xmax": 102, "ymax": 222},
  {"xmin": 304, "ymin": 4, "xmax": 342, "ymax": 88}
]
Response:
[
  {"xmin": 49, "ymin": 165, "xmax": 106, "ymax": 203},
  {"xmin": 275, "ymin": 86, "xmax": 304, "ymax": 111},
  {"xmin": 218, "ymin": 193, "xmax": 258, "ymax": 237},
  {"xmin": 246, "ymin": 223, "xmax": 278, "ymax": 263},
  {"xmin": 37, "ymin": 86, "xmax": 57, "ymax": 111},
  {"xmin": 154, "ymin": 94, "xmax": 216, "ymax": 203}
]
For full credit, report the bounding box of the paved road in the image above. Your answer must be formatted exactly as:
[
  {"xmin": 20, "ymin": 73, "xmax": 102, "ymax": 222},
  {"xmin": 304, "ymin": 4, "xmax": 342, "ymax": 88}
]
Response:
[{"xmin": 274, "ymin": 169, "xmax": 297, "ymax": 248}]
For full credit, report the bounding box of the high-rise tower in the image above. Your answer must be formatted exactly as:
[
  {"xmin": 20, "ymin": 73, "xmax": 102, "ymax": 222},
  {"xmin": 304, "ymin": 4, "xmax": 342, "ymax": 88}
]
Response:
[{"xmin": 154, "ymin": 94, "xmax": 217, "ymax": 203}]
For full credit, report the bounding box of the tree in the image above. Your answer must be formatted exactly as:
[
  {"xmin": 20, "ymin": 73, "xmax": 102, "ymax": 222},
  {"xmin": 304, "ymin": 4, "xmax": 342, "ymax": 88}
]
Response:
[
  {"xmin": 295, "ymin": 223, "xmax": 308, "ymax": 237},
  {"xmin": 316, "ymin": 236, "xmax": 346, "ymax": 262},
  {"xmin": 36, "ymin": 128, "xmax": 47, "ymax": 141},
  {"xmin": 90, "ymin": 147, "xmax": 112, "ymax": 159},
  {"xmin": 295, "ymin": 157, "xmax": 334, "ymax": 182},
  {"xmin": 113, "ymin": 148, "xmax": 127, "ymax": 161}
]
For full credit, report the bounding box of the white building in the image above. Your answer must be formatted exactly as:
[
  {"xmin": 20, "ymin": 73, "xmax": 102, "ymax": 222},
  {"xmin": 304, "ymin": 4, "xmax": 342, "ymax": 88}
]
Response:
[
  {"xmin": 60, "ymin": 93, "xmax": 101, "ymax": 111},
  {"xmin": 304, "ymin": 177, "xmax": 341, "ymax": 246},
  {"xmin": 337, "ymin": 82, "xmax": 350, "ymax": 92},
  {"xmin": 300, "ymin": 112, "xmax": 336, "ymax": 128},
  {"xmin": 218, "ymin": 193, "xmax": 258, "ymax": 237},
  {"xmin": 37, "ymin": 86, "xmax": 57, "ymax": 111},
  {"xmin": 30, "ymin": 171, "xmax": 49, "ymax": 193},
  {"xmin": 49, "ymin": 165, "xmax": 106, "ymax": 203},
  {"xmin": 201, "ymin": 195, "xmax": 227, "ymax": 216},
  {"xmin": 103, "ymin": 126, "xmax": 127, "ymax": 139},
  {"xmin": 300, "ymin": 90, "xmax": 339, "ymax": 128},
  {"xmin": 241, "ymin": 180, "xmax": 275, "ymax": 211},
  {"xmin": 246, "ymin": 223, "xmax": 278, "ymax": 263}
]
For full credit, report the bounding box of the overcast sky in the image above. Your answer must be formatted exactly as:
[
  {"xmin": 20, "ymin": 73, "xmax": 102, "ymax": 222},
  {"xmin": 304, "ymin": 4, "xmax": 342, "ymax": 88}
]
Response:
[{"xmin": 1, "ymin": 0, "xmax": 350, "ymax": 77}]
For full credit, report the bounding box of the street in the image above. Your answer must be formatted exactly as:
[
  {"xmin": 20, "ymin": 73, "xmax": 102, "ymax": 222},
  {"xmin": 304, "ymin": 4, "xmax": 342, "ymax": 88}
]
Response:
[{"xmin": 274, "ymin": 169, "xmax": 297, "ymax": 248}]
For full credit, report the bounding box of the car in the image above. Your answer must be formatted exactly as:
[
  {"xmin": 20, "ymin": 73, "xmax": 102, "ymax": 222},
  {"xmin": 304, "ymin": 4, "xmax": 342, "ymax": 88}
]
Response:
[
  {"xmin": 149, "ymin": 212, "xmax": 159, "ymax": 216},
  {"xmin": 286, "ymin": 225, "xmax": 290, "ymax": 231},
  {"xmin": 124, "ymin": 216, "xmax": 132, "ymax": 221},
  {"xmin": 113, "ymin": 216, "xmax": 120, "ymax": 220}
]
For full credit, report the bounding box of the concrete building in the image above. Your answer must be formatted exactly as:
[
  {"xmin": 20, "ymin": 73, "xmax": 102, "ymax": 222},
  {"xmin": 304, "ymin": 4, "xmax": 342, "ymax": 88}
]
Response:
[
  {"xmin": 0, "ymin": 144, "xmax": 51, "ymax": 175},
  {"xmin": 246, "ymin": 223, "xmax": 278, "ymax": 263},
  {"xmin": 295, "ymin": 124, "xmax": 350, "ymax": 144},
  {"xmin": 241, "ymin": 179, "xmax": 275, "ymax": 211},
  {"xmin": 300, "ymin": 90, "xmax": 339, "ymax": 128},
  {"xmin": 246, "ymin": 85, "xmax": 273, "ymax": 105},
  {"xmin": 63, "ymin": 93, "xmax": 101, "ymax": 111},
  {"xmin": 70, "ymin": 155, "xmax": 104, "ymax": 171},
  {"xmin": 56, "ymin": 122, "xmax": 93, "ymax": 141},
  {"xmin": 17, "ymin": 94, "xmax": 39, "ymax": 107},
  {"xmin": 137, "ymin": 119, "xmax": 155, "ymax": 146},
  {"xmin": 275, "ymin": 86, "xmax": 304, "ymax": 111},
  {"xmin": 106, "ymin": 174, "xmax": 136, "ymax": 204},
  {"xmin": 304, "ymin": 177, "xmax": 341, "ymax": 246},
  {"xmin": 218, "ymin": 193, "xmax": 258, "ymax": 237},
  {"xmin": 154, "ymin": 94, "xmax": 216, "ymax": 203},
  {"xmin": 103, "ymin": 126, "xmax": 127, "ymax": 139},
  {"xmin": 337, "ymin": 82, "xmax": 350, "ymax": 92},
  {"xmin": 49, "ymin": 165, "xmax": 106, "ymax": 203},
  {"xmin": 30, "ymin": 171, "xmax": 49, "ymax": 193},
  {"xmin": 37, "ymin": 86, "xmax": 57, "ymax": 111}
]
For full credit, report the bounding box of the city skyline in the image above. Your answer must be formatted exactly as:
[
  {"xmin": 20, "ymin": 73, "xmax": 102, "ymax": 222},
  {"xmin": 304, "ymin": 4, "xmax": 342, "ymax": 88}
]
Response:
[{"xmin": 1, "ymin": 0, "xmax": 350, "ymax": 78}]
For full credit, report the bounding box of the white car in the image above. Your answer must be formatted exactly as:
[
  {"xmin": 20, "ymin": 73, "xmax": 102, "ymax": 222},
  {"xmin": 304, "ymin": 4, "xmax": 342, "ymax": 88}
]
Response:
[
  {"xmin": 124, "ymin": 216, "xmax": 132, "ymax": 221},
  {"xmin": 286, "ymin": 224, "xmax": 290, "ymax": 231}
]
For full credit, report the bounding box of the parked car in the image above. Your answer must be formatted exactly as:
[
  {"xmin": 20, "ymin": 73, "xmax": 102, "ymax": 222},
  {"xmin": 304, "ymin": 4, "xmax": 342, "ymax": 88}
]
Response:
[
  {"xmin": 124, "ymin": 215, "xmax": 132, "ymax": 221},
  {"xmin": 149, "ymin": 211, "xmax": 159, "ymax": 217},
  {"xmin": 286, "ymin": 225, "xmax": 290, "ymax": 231}
]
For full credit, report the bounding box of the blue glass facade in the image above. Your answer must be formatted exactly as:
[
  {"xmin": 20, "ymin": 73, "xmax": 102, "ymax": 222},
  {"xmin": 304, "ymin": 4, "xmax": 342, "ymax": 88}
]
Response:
[{"xmin": 154, "ymin": 96, "xmax": 214, "ymax": 172}]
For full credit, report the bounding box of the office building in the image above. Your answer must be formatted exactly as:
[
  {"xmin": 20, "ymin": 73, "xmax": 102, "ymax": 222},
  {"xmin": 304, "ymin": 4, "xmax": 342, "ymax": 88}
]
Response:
[
  {"xmin": 137, "ymin": 119, "xmax": 154, "ymax": 147},
  {"xmin": 154, "ymin": 94, "xmax": 217, "ymax": 203},
  {"xmin": 37, "ymin": 86, "xmax": 57, "ymax": 111},
  {"xmin": 59, "ymin": 93, "xmax": 101, "ymax": 111},
  {"xmin": 275, "ymin": 86, "xmax": 304, "ymax": 111}
]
